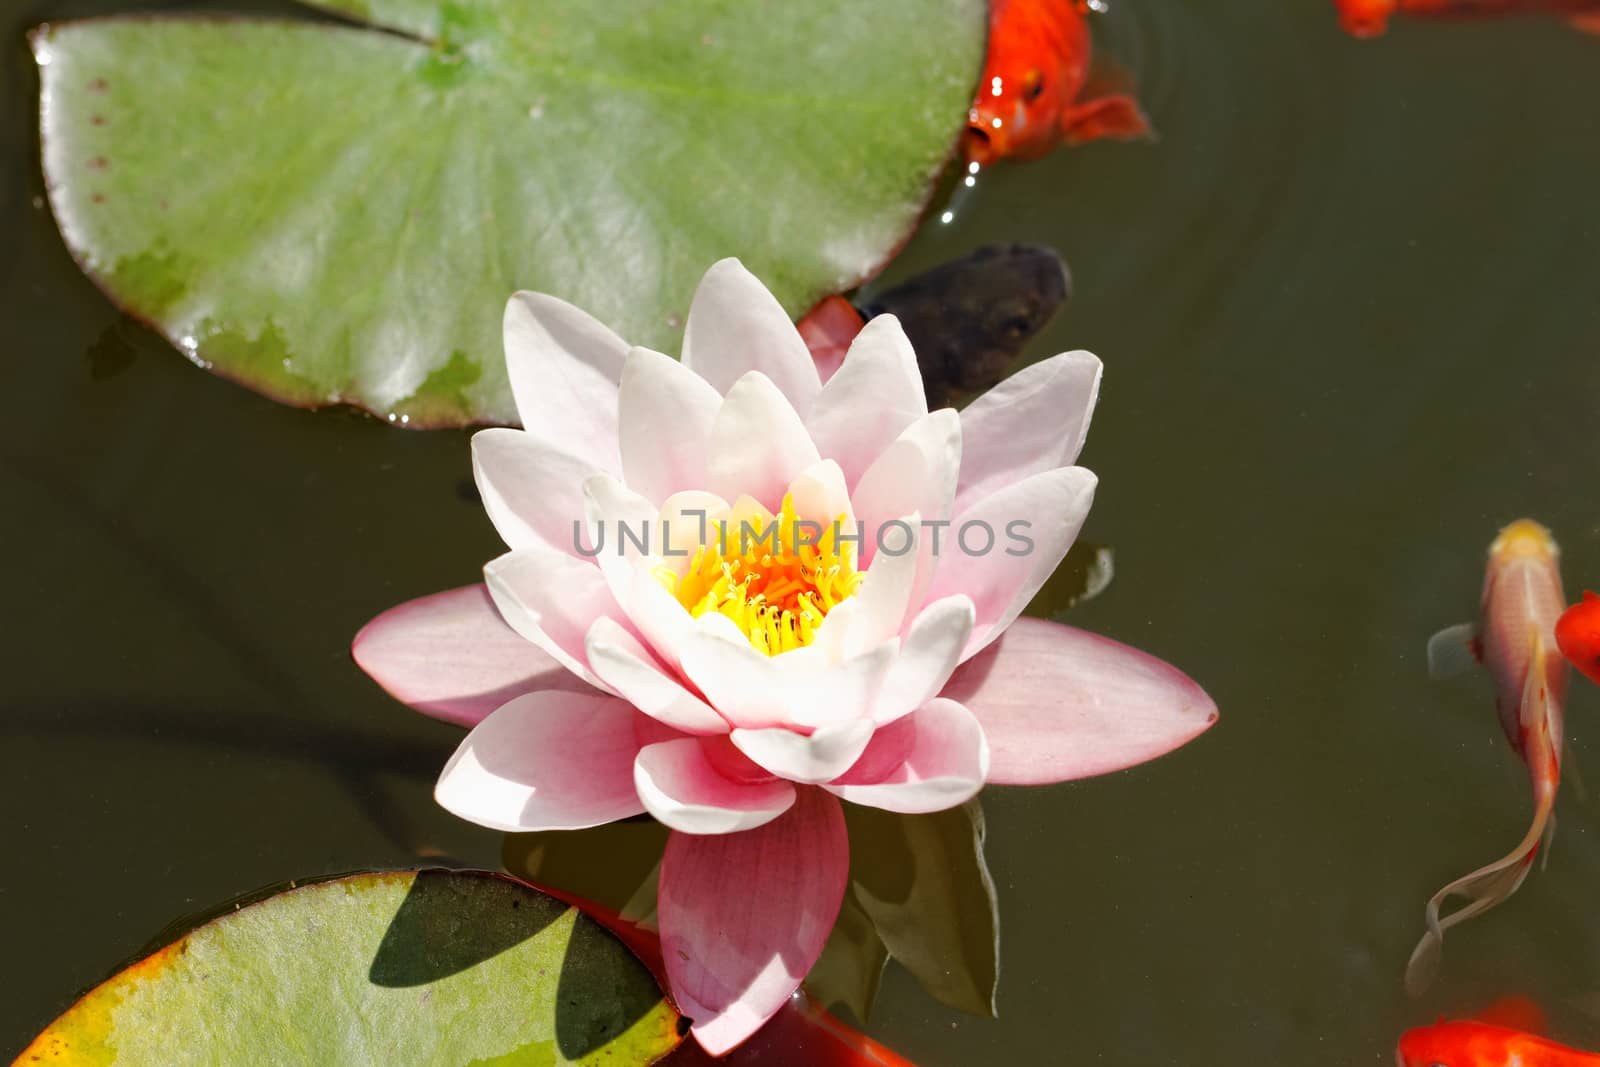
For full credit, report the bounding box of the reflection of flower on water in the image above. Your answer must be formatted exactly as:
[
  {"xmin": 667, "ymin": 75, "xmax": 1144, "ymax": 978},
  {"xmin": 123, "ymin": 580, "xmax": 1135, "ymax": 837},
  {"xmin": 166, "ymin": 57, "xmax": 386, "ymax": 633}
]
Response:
[{"xmin": 354, "ymin": 259, "xmax": 1217, "ymax": 1054}]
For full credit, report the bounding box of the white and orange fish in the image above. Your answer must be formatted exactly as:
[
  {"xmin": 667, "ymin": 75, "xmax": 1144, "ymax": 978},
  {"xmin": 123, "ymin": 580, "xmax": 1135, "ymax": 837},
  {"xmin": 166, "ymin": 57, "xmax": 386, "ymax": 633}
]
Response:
[{"xmin": 1408, "ymin": 519, "xmax": 1570, "ymax": 994}]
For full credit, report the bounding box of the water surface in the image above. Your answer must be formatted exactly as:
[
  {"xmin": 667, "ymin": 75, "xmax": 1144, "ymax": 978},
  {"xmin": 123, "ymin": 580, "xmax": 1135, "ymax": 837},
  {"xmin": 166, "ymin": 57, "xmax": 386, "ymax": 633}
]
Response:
[{"xmin": 6, "ymin": 1, "xmax": 1600, "ymax": 1062}]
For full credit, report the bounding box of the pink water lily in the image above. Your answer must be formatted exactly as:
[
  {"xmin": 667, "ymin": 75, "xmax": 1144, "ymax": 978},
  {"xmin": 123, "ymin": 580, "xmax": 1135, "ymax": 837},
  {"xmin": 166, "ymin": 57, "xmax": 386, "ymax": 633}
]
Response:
[{"xmin": 354, "ymin": 259, "xmax": 1216, "ymax": 1055}]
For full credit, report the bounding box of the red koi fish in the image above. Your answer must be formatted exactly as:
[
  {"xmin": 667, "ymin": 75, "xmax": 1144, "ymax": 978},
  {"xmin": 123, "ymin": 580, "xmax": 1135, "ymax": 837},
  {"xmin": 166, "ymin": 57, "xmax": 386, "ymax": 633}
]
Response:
[
  {"xmin": 1398, "ymin": 996, "xmax": 1600, "ymax": 1066},
  {"xmin": 1409, "ymin": 520, "xmax": 1570, "ymax": 995},
  {"xmin": 1335, "ymin": 0, "xmax": 1600, "ymax": 38},
  {"xmin": 965, "ymin": 0, "xmax": 1151, "ymax": 165},
  {"xmin": 1557, "ymin": 592, "xmax": 1600, "ymax": 688}
]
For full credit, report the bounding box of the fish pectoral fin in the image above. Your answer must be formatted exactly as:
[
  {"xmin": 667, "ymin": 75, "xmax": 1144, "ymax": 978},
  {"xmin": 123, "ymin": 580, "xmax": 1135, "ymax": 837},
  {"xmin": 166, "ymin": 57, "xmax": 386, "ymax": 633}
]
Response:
[
  {"xmin": 1059, "ymin": 94, "xmax": 1154, "ymax": 146},
  {"xmin": 1425, "ymin": 622, "xmax": 1481, "ymax": 680}
]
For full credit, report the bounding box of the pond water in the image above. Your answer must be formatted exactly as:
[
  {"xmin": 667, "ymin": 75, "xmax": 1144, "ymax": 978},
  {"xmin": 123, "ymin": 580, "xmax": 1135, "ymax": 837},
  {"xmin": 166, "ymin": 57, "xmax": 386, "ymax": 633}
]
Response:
[{"xmin": 7, "ymin": 0, "xmax": 1600, "ymax": 1063}]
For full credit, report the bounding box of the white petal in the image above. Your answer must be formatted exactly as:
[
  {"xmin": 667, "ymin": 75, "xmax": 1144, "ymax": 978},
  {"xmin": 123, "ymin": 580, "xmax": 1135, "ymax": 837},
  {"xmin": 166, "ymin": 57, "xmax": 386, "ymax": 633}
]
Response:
[
  {"xmin": 834, "ymin": 515, "xmax": 920, "ymax": 655},
  {"xmin": 635, "ymin": 738, "xmax": 797, "ymax": 834},
  {"xmin": 827, "ymin": 698, "xmax": 989, "ymax": 814},
  {"xmin": 731, "ymin": 720, "xmax": 876, "ymax": 785},
  {"xmin": 435, "ymin": 691, "xmax": 645, "ymax": 832},
  {"xmin": 681, "ymin": 258, "xmax": 820, "ymax": 413},
  {"xmin": 785, "ymin": 459, "xmax": 854, "ymax": 529},
  {"xmin": 618, "ymin": 346, "xmax": 723, "ymax": 505},
  {"xmin": 806, "ymin": 314, "xmax": 928, "ymax": 488},
  {"xmin": 851, "ymin": 409, "xmax": 961, "ymax": 569},
  {"xmin": 503, "ymin": 292, "xmax": 627, "ymax": 474},
  {"xmin": 471, "ymin": 428, "xmax": 594, "ymax": 555},
  {"xmin": 581, "ymin": 473, "xmax": 663, "ymax": 607},
  {"xmin": 927, "ymin": 466, "xmax": 1098, "ymax": 659},
  {"xmin": 874, "ymin": 595, "xmax": 976, "ymax": 725},
  {"xmin": 483, "ymin": 546, "xmax": 623, "ymax": 693},
  {"xmin": 676, "ymin": 629, "xmax": 790, "ymax": 730},
  {"xmin": 654, "ymin": 489, "xmax": 731, "ymax": 579},
  {"xmin": 776, "ymin": 641, "xmax": 898, "ymax": 730},
  {"xmin": 706, "ymin": 372, "xmax": 821, "ymax": 509},
  {"xmin": 955, "ymin": 351, "xmax": 1101, "ymax": 515},
  {"xmin": 585, "ymin": 617, "xmax": 731, "ymax": 736}
]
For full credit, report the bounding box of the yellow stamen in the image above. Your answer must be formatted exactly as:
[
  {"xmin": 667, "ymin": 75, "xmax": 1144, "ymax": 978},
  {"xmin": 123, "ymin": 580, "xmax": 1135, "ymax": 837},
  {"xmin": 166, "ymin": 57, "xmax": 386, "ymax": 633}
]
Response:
[{"xmin": 656, "ymin": 493, "xmax": 862, "ymax": 656}]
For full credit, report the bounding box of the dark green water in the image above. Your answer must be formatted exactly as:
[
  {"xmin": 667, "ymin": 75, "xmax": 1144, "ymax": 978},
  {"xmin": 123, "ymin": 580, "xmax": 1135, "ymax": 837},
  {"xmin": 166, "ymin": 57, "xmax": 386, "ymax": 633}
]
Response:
[{"xmin": 6, "ymin": 0, "xmax": 1600, "ymax": 1063}]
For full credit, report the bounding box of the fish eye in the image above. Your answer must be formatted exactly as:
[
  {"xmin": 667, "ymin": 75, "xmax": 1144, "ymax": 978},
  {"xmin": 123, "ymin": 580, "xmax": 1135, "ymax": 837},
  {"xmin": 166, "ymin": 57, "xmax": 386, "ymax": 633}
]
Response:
[{"xmin": 1023, "ymin": 69, "xmax": 1045, "ymax": 102}]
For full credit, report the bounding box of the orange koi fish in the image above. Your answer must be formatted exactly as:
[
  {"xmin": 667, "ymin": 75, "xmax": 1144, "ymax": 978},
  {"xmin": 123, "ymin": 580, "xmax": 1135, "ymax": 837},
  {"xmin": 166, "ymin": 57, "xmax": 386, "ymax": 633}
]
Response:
[
  {"xmin": 965, "ymin": 0, "xmax": 1151, "ymax": 165},
  {"xmin": 1335, "ymin": 0, "xmax": 1600, "ymax": 37},
  {"xmin": 1409, "ymin": 520, "xmax": 1570, "ymax": 994},
  {"xmin": 1397, "ymin": 997, "xmax": 1600, "ymax": 1066},
  {"xmin": 1557, "ymin": 592, "xmax": 1600, "ymax": 688}
]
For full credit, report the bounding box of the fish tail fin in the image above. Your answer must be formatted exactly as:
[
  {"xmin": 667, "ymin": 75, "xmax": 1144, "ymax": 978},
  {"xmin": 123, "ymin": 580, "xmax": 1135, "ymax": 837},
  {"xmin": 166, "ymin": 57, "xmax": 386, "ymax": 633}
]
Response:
[
  {"xmin": 1405, "ymin": 787, "xmax": 1554, "ymax": 995},
  {"xmin": 1474, "ymin": 994, "xmax": 1548, "ymax": 1033},
  {"xmin": 1406, "ymin": 642, "xmax": 1562, "ymax": 995}
]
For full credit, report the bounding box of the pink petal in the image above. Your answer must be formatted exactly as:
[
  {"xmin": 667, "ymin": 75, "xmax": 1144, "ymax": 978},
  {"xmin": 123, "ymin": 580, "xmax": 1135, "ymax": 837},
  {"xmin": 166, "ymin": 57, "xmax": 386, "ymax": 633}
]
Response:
[
  {"xmin": 471, "ymin": 428, "xmax": 594, "ymax": 555},
  {"xmin": 634, "ymin": 738, "xmax": 796, "ymax": 834},
  {"xmin": 585, "ymin": 617, "xmax": 730, "ymax": 736},
  {"xmin": 925, "ymin": 465, "xmax": 1097, "ymax": 658},
  {"xmin": 731, "ymin": 720, "xmax": 875, "ymax": 785},
  {"xmin": 483, "ymin": 546, "xmax": 623, "ymax": 692},
  {"xmin": 706, "ymin": 373, "xmax": 821, "ymax": 510},
  {"xmin": 873, "ymin": 595, "xmax": 976, "ymax": 725},
  {"xmin": 940, "ymin": 617, "xmax": 1218, "ymax": 785},
  {"xmin": 955, "ymin": 351, "xmax": 1101, "ymax": 516},
  {"xmin": 619, "ymin": 346, "xmax": 723, "ymax": 505},
  {"xmin": 352, "ymin": 584, "xmax": 592, "ymax": 728},
  {"xmin": 826, "ymin": 698, "xmax": 988, "ymax": 814},
  {"xmin": 503, "ymin": 292, "xmax": 627, "ymax": 474},
  {"xmin": 805, "ymin": 314, "xmax": 928, "ymax": 488},
  {"xmin": 660, "ymin": 788, "xmax": 848, "ymax": 1055},
  {"xmin": 681, "ymin": 258, "xmax": 821, "ymax": 415},
  {"xmin": 435, "ymin": 691, "xmax": 645, "ymax": 831}
]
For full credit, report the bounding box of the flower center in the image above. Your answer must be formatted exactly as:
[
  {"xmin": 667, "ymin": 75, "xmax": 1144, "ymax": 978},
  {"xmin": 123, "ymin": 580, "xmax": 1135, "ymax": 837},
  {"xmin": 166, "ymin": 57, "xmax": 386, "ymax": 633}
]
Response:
[{"xmin": 657, "ymin": 493, "xmax": 862, "ymax": 656}]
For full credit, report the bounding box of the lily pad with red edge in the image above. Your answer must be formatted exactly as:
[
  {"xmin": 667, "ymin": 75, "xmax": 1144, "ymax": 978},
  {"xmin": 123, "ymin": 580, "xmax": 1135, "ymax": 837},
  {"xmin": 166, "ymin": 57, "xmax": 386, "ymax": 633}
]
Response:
[
  {"xmin": 14, "ymin": 869, "xmax": 684, "ymax": 1066},
  {"xmin": 32, "ymin": 0, "xmax": 986, "ymax": 426}
]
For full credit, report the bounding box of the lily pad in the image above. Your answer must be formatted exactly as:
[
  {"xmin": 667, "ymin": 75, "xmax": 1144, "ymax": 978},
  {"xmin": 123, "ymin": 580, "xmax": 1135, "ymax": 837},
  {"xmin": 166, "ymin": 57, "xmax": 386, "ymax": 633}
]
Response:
[
  {"xmin": 15, "ymin": 870, "xmax": 683, "ymax": 1066},
  {"xmin": 33, "ymin": 0, "xmax": 985, "ymax": 426}
]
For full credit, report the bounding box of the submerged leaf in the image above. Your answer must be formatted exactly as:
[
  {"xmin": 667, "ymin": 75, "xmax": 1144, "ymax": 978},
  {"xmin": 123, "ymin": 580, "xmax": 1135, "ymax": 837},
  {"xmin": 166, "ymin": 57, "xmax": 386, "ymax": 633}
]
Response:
[
  {"xmin": 846, "ymin": 801, "xmax": 1000, "ymax": 1018},
  {"xmin": 33, "ymin": 0, "xmax": 985, "ymax": 425},
  {"xmin": 16, "ymin": 870, "xmax": 683, "ymax": 1066},
  {"xmin": 804, "ymin": 884, "xmax": 891, "ymax": 1025}
]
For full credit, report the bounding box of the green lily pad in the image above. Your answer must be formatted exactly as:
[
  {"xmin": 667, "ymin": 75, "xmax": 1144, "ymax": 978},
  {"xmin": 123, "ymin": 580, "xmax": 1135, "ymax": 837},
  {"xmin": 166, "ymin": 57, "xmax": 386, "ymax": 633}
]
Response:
[
  {"xmin": 16, "ymin": 870, "xmax": 683, "ymax": 1066},
  {"xmin": 33, "ymin": 0, "xmax": 985, "ymax": 426}
]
